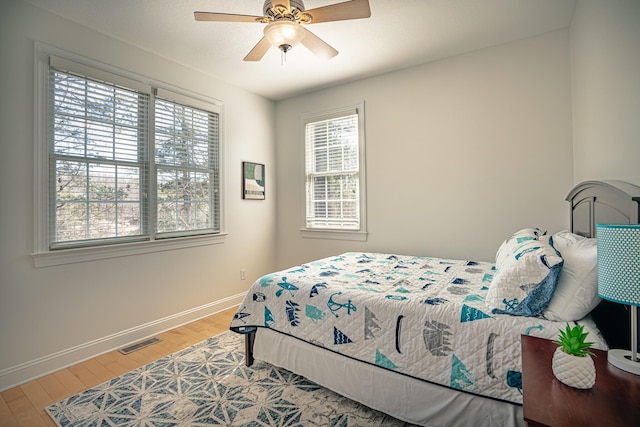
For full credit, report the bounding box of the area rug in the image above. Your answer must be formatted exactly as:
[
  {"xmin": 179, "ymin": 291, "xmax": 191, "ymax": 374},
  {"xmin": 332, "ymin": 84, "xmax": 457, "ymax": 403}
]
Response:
[{"xmin": 46, "ymin": 331, "xmax": 412, "ymax": 426}]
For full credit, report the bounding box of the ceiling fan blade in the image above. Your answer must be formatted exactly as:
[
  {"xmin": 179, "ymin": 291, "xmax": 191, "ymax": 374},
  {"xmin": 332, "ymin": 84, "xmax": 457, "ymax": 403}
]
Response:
[
  {"xmin": 305, "ymin": 0, "xmax": 371, "ymax": 24},
  {"xmin": 194, "ymin": 11, "xmax": 263, "ymax": 23},
  {"xmin": 300, "ymin": 28, "xmax": 338, "ymax": 60},
  {"xmin": 244, "ymin": 37, "xmax": 272, "ymax": 61}
]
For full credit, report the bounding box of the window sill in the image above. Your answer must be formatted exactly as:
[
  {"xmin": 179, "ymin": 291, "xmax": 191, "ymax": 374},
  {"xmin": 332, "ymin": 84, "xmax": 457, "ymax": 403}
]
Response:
[
  {"xmin": 299, "ymin": 229, "xmax": 368, "ymax": 242},
  {"xmin": 31, "ymin": 233, "xmax": 228, "ymax": 267}
]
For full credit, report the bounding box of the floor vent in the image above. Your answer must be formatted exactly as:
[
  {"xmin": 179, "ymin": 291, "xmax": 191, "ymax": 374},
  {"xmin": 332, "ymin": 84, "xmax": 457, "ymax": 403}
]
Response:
[{"xmin": 119, "ymin": 337, "xmax": 161, "ymax": 355}]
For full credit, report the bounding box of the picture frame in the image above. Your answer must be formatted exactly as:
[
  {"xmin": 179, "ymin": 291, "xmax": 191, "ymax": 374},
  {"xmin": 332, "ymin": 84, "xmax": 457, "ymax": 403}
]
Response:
[{"xmin": 242, "ymin": 161, "xmax": 265, "ymax": 200}]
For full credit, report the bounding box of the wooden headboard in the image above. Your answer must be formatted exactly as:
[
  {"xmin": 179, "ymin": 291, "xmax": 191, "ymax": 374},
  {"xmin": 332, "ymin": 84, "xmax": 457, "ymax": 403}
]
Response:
[{"xmin": 567, "ymin": 180, "xmax": 640, "ymax": 351}]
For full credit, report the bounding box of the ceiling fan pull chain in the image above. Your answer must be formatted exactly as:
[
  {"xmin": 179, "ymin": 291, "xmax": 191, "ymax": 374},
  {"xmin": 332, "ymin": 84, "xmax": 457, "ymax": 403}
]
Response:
[{"xmin": 280, "ymin": 44, "xmax": 292, "ymax": 65}]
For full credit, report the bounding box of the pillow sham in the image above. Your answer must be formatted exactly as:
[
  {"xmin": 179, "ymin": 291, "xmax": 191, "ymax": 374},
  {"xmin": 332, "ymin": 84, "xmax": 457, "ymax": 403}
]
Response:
[
  {"xmin": 543, "ymin": 230, "xmax": 599, "ymax": 321},
  {"xmin": 495, "ymin": 227, "xmax": 547, "ymax": 269},
  {"xmin": 487, "ymin": 234, "xmax": 563, "ymax": 317}
]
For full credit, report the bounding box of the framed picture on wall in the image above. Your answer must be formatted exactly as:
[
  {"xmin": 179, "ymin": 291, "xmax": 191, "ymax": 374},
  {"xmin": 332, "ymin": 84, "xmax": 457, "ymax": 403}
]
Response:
[{"xmin": 242, "ymin": 161, "xmax": 265, "ymax": 200}]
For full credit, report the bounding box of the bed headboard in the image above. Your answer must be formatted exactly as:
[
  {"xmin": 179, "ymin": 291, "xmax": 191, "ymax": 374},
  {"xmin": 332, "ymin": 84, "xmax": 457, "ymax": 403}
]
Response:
[{"xmin": 567, "ymin": 180, "xmax": 640, "ymax": 351}]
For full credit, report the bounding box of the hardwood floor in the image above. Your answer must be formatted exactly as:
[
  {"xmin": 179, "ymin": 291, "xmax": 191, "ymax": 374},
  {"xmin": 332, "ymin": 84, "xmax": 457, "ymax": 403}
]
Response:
[{"xmin": 0, "ymin": 307, "xmax": 237, "ymax": 427}]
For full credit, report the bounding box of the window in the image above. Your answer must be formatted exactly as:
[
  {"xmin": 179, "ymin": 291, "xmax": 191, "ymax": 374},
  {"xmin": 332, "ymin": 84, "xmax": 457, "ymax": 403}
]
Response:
[
  {"xmin": 33, "ymin": 48, "xmax": 225, "ymax": 266},
  {"xmin": 50, "ymin": 66, "xmax": 150, "ymax": 248},
  {"xmin": 302, "ymin": 104, "xmax": 367, "ymax": 241},
  {"xmin": 154, "ymin": 90, "xmax": 220, "ymax": 238}
]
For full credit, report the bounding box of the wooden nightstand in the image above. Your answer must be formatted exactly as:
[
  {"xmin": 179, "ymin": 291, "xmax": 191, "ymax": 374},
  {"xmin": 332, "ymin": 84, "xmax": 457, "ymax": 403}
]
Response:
[{"xmin": 521, "ymin": 335, "xmax": 640, "ymax": 427}]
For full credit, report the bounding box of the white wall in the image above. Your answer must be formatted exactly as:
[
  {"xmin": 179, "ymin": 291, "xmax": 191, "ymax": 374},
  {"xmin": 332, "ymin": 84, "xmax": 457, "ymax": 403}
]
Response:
[
  {"xmin": 275, "ymin": 30, "xmax": 574, "ymax": 268},
  {"xmin": 0, "ymin": 0, "xmax": 276, "ymax": 389},
  {"xmin": 570, "ymin": 0, "xmax": 640, "ymax": 185}
]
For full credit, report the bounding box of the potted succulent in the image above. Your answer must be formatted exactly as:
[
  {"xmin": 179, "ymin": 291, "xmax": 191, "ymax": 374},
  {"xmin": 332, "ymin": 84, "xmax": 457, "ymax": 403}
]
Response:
[{"xmin": 551, "ymin": 323, "xmax": 596, "ymax": 389}]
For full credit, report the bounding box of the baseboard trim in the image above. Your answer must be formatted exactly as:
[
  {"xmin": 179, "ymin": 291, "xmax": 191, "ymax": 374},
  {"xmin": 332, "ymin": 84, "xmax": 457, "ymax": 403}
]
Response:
[{"xmin": 0, "ymin": 293, "xmax": 245, "ymax": 392}]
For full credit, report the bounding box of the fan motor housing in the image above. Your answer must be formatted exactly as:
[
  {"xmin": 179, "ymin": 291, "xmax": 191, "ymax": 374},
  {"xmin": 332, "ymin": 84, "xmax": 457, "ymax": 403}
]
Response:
[{"xmin": 263, "ymin": 0, "xmax": 306, "ymax": 15}]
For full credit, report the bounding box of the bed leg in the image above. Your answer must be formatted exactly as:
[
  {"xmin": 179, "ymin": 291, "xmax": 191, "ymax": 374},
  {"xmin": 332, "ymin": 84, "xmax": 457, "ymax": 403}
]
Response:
[{"xmin": 245, "ymin": 331, "xmax": 255, "ymax": 367}]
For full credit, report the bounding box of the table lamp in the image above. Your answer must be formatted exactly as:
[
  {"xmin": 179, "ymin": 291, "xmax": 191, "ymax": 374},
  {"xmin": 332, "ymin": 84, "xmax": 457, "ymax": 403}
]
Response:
[{"xmin": 596, "ymin": 224, "xmax": 640, "ymax": 375}]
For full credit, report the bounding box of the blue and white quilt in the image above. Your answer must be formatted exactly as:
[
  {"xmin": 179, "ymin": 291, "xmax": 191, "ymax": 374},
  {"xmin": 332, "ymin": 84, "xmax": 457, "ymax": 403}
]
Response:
[{"xmin": 230, "ymin": 252, "xmax": 607, "ymax": 404}]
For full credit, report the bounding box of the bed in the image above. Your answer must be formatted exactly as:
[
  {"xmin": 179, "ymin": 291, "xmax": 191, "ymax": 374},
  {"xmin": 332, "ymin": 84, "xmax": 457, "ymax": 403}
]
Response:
[{"xmin": 230, "ymin": 180, "xmax": 640, "ymax": 427}]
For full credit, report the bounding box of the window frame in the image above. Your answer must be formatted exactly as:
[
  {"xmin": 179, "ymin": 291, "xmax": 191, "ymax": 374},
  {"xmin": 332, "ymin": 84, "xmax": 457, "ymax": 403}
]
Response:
[
  {"xmin": 300, "ymin": 102, "xmax": 367, "ymax": 241},
  {"xmin": 32, "ymin": 44, "xmax": 226, "ymax": 267}
]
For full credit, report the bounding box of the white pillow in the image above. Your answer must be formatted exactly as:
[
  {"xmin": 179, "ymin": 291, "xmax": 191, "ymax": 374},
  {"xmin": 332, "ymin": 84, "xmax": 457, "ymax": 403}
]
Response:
[
  {"xmin": 495, "ymin": 227, "xmax": 546, "ymax": 269},
  {"xmin": 543, "ymin": 231, "xmax": 600, "ymax": 321},
  {"xmin": 487, "ymin": 235, "xmax": 563, "ymax": 317}
]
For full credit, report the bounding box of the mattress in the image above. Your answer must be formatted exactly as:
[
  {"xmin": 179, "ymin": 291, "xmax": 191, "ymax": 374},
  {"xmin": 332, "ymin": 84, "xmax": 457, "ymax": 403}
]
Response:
[
  {"xmin": 254, "ymin": 328, "xmax": 525, "ymax": 427},
  {"xmin": 230, "ymin": 252, "xmax": 607, "ymax": 405}
]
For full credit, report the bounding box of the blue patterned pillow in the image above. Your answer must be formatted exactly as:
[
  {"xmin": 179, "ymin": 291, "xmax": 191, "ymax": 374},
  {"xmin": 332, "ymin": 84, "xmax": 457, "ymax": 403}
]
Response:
[
  {"xmin": 495, "ymin": 227, "xmax": 547, "ymax": 269},
  {"xmin": 487, "ymin": 235, "xmax": 563, "ymax": 316}
]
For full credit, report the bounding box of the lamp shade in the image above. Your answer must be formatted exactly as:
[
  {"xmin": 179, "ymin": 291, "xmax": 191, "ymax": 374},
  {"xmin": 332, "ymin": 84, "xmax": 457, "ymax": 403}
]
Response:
[
  {"xmin": 596, "ymin": 224, "xmax": 640, "ymax": 306},
  {"xmin": 263, "ymin": 20, "xmax": 305, "ymax": 49}
]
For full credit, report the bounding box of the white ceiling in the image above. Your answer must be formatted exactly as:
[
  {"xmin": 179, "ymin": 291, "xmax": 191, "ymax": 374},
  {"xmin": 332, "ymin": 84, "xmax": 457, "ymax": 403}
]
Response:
[{"xmin": 23, "ymin": 0, "xmax": 577, "ymax": 101}]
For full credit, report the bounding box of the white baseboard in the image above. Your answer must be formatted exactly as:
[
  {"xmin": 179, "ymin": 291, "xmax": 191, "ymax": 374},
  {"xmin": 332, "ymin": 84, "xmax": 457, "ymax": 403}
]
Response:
[{"xmin": 0, "ymin": 293, "xmax": 245, "ymax": 392}]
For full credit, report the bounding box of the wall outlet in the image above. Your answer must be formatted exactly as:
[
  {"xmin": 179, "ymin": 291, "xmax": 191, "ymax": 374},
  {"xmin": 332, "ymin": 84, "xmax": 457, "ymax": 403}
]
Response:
[{"xmin": 240, "ymin": 269, "xmax": 246, "ymax": 280}]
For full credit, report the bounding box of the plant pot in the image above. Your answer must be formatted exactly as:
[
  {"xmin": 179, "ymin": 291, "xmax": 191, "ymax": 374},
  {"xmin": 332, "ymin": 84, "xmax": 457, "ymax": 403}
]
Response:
[{"xmin": 551, "ymin": 346, "xmax": 596, "ymax": 389}]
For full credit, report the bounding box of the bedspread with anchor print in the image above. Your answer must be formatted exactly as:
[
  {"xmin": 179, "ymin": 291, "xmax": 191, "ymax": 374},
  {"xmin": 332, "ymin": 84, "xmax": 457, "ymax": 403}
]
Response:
[{"xmin": 230, "ymin": 252, "xmax": 606, "ymax": 404}]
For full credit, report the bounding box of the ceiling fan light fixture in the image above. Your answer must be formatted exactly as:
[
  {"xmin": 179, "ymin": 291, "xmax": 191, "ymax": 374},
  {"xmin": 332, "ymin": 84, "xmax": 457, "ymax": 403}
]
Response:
[
  {"xmin": 264, "ymin": 20, "xmax": 305, "ymax": 51},
  {"xmin": 195, "ymin": 0, "xmax": 371, "ymax": 62}
]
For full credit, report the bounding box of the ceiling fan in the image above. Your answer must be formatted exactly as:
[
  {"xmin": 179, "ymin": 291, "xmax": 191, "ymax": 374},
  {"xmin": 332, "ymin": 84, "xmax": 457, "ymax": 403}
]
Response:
[{"xmin": 194, "ymin": 0, "xmax": 371, "ymax": 61}]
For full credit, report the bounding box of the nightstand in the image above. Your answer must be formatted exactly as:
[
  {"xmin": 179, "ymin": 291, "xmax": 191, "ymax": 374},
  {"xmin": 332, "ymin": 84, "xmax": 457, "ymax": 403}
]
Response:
[{"xmin": 521, "ymin": 335, "xmax": 640, "ymax": 427}]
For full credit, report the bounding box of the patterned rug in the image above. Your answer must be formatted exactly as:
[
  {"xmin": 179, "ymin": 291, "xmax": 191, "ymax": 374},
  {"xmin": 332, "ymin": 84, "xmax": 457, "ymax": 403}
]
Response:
[{"xmin": 46, "ymin": 331, "xmax": 412, "ymax": 426}]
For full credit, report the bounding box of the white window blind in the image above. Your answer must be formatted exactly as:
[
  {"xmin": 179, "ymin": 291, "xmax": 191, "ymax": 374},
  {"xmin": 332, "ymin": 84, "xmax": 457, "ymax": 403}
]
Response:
[
  {"xmin": 49, "ymin": 66, "xmax": 150, "ymax": 249},
  {"xmin": 154, "ymin": 90, "xmax": 220, "ymax": 237},
  {"xmin": 305, "ymin": 109, "xmax": 361, "ymax": 230}
]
